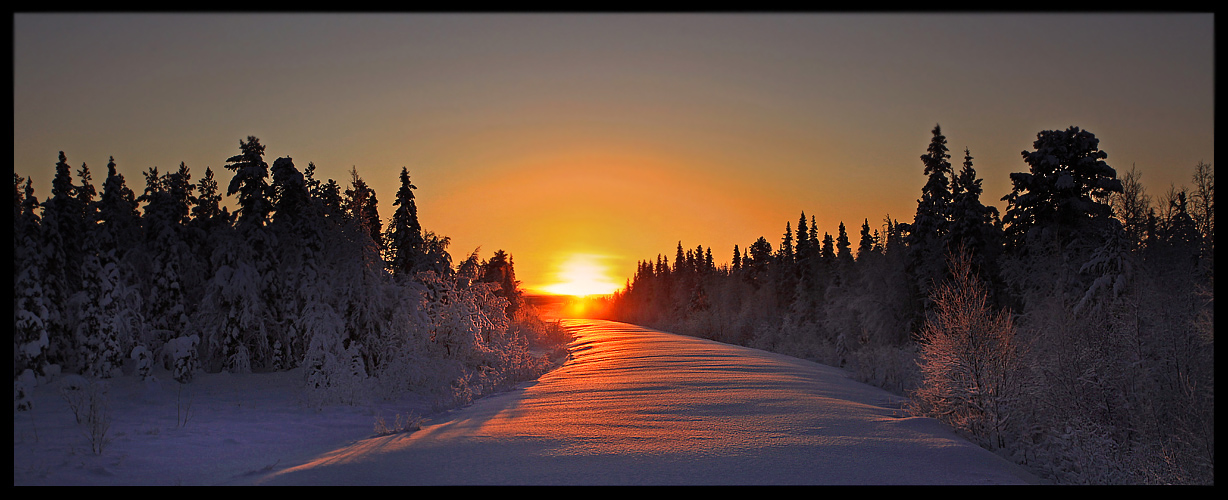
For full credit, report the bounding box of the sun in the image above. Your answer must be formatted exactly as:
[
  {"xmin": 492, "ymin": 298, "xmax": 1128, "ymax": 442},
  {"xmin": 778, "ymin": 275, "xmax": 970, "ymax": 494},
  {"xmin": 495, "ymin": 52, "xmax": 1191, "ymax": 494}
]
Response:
[{"xmin": 540, "ymin": 253, "xmax": 623, "ymax": 297}]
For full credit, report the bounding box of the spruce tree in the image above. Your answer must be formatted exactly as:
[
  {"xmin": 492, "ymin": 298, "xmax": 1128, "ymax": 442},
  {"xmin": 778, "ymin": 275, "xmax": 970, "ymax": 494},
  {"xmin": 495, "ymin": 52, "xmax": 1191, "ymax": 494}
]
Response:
[
  {"xmin": 384, "ymin": 167, "xmax": 425, "ymax": 279},
  {"xmin": 14, "ymin": 180, "xmax": 51, "ymax": 377},
  {"xmin": 836, "ymin": 221, "xmax": 852, "ymax": 264},
  {"xmin": 1001, "ymin": 126, "xmax": 1122, "ymax": 252},
  {"xmin": 909, "ymin": 124, "xmax": 954, "ymax": 250},
  {"xmin": 41, "ymin": 152, "xmax": 85, "ymax": 371},
  {"xmin": 948, "ymin": 148, "xmax": 1002, "ymax": 281},
  {"xmin": 857, "ymin": 219, "xmax": 874, "ymax": 262},
  {"xmin": 224, "ymin": 136, "xmax": 272, "ymax": 228},
  {"xmin": 779, "ymin": 222, "xmax": 794, "ymax": 267}
]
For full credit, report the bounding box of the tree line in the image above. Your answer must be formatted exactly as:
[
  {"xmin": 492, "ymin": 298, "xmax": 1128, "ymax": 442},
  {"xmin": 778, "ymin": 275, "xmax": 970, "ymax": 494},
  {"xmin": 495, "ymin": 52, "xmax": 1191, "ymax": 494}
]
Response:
[
  {"xmin": 598, "ymin": 125, "xmax": 1214, "ymax": 484},
  {"xmin": 14, "ymin": 136, "xmax": 567, "ymax": 410}
]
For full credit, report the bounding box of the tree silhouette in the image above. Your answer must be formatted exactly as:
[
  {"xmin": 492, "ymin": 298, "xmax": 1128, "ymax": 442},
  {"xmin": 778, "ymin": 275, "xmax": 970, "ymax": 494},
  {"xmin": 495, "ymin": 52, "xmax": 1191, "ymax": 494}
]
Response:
[{"xmin": 384, "ymin": 167, "xmax": 425, "ymax": 281}]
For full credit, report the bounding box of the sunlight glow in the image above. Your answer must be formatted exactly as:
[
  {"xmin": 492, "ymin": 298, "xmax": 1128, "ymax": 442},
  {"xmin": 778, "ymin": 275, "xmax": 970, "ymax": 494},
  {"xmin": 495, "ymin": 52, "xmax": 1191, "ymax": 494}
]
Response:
[{"xmin": 540, "ymin": 253, "xmax": 623, "ymax": 297}]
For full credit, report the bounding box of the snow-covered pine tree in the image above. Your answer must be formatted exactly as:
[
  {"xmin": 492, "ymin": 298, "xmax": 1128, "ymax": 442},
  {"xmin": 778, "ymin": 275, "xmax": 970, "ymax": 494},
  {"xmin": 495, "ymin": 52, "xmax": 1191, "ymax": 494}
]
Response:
[
  {"xmin": 14, "ymin": 180, "xmax": 52, "ymax": 379},
  {"xmin": 202, "ymin": 137, "xmax": 280, "ymax": 373},
  {"xmin": 907, "ymin": 124, "xmax": 956, "ymax": 307},
  {"xmin": 136, "ymin": 166, "xmax": 194, "ymax": 360},
  {"xmin": 1001, "ymin": 126, "xmax": 1122, "ymax": 253},
  {"xmin": 40, "ymin": 152, "xmax": 87, "ymax": 373},
  {"xmin": 999, "ymin": 126, "xmax": 1124, "ymax": 313},
  {"xmin": 73, "ymin": 212, "xmax": 128, "ymax": 379}
]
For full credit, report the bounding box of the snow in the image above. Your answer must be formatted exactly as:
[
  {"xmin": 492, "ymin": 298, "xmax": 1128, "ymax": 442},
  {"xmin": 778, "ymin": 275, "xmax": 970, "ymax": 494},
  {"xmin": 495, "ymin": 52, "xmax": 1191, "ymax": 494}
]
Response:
[{"xmin": 14, "ymin": 319, "xmax": 1044, "ymax": 485}]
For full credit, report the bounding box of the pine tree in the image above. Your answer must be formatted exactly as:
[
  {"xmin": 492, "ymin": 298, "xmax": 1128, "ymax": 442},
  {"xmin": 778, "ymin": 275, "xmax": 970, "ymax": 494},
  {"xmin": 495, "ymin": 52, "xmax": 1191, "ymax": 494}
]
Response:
[
  {"xmin": 857, "ymin": 219, "xmax": 874, "ymax": 261},
  {"xmin": 909, "ymin": 124, "xmax": 954, "ymax": 249},
  {"xmin": 821, "ymin": 232, "xmax": 835, "ymax": 262},
  {"xmin": 836, "ymin": 221, "xmax": 852, "ymax": 265},
  {"xmin": 779, "ymin": 222, "xmax": 794, "ymax": 267},
  {"xmin": 344, "ymin": 167, "xmax": 382, "ymax": 259},
  {"xmin": 224, "ymin": 136, "xmax": 272, "ymax": 228},
  {"xmin": 731, "ymin": 244, "xmax": 742, "ymax": 272},
  {"xmin": 137, "ymin": 167, "xmax": 191, "ymax": 347},
  {"xmin": 14, "ymin": 180, "xmax": 51, "ymax": 377},
  {"xmin": 1001, "ymin": 126, "xmax": 1123, "ymax": 252},
  {"xmin": 796, "ymin": 212, "xmax": 811, "ymax": 265},
  {"xmin": 948, "ymin": 148, "xmax": 1002, "ymax": 280},
  {"xmin": 41, "ymin": 152, "xmax": 85, "ymax": 371},
  {"xmin": 384, "ymin": 167, "xmax": 425, "ymax": 280},
  {"xmin": 674, "ymin": 241, "xmax": 686, "ymax": 275},
  {"xmin": 748, "ymin": 237, "xmax": 772, "ymax": 273},
  {"xmin": 98, "ymin": 157, "xmax": 141, "ymax": 257}
]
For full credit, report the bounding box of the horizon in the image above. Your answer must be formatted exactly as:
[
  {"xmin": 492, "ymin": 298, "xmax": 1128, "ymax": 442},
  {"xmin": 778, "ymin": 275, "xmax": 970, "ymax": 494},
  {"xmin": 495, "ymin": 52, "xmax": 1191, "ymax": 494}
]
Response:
[{"xmin": 14, "ymin": 13, "xmax": 1214, "ymax": 295}]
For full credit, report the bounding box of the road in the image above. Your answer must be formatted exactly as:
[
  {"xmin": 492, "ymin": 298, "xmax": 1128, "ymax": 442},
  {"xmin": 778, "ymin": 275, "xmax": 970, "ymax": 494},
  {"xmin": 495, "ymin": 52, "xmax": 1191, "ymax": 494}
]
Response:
[{"xmin": 242, "ymin": 319, "xmax": 1042, "ymax": 485}]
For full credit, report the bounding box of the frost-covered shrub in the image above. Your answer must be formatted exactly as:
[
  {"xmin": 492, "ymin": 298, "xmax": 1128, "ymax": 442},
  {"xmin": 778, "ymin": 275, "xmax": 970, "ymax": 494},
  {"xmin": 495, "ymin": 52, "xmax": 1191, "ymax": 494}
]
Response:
[
  {"xmin": 81, "ymin": 380, "xmax": 112, "ymax": 455},
  {"xmin": 130, "ymin": 345, "xmax": 154, "ymax": 381},
  {"xmin": 373, "ymin": 411, "xmax": 423, "ymax": 436},
  {"xmin": 912, "ymin": 250, "xmax": 1025, "ymax": 451}
]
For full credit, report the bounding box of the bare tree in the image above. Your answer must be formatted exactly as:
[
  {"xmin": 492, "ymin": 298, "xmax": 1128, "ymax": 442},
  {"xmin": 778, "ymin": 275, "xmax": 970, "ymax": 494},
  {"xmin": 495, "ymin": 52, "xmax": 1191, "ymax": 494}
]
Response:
[{"xmin": 912, "ymin": 247, "xmax": 1025, "ymax": 450}]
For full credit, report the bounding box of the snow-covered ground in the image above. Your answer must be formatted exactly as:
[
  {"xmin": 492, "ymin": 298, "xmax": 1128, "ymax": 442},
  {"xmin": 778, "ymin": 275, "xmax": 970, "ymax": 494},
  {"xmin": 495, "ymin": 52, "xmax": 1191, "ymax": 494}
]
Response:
[{"xmin": 14, "ymin": 319, "xmax": 1044, "ymax": 485}]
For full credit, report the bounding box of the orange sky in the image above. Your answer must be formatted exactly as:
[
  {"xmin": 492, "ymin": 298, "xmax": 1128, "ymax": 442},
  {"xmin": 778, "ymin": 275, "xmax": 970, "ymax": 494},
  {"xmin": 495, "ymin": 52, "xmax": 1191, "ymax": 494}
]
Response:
[{"xmin": 13, "ymin": 14, "xmax": 1215, "ymax": 295}]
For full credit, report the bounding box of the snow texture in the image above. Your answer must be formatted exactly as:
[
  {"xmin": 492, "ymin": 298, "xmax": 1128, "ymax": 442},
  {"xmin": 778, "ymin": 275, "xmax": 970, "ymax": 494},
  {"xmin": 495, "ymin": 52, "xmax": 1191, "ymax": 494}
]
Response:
[{"xmin": 14, "ymin": 319, "xmax": 1043, "ymax": 485}]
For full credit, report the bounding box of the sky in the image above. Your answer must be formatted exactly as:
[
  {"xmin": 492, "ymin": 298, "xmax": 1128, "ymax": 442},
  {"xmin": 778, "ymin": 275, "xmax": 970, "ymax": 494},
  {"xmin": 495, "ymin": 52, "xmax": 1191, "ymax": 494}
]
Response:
[{"xmin": 13, "ymin": 13, "xmax": 1215, "ymax": 295}]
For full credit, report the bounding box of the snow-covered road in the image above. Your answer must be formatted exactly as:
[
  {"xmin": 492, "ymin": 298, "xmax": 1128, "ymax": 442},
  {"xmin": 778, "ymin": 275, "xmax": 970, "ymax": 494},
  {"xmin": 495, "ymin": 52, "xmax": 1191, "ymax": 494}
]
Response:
[{"xmin": 241, "ymin": 319, "xmax": 1042, "ymax": 485}]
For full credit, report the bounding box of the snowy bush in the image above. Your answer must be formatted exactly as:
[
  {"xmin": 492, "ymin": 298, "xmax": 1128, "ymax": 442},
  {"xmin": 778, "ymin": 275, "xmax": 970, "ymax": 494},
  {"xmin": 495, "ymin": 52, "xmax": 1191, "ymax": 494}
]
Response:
[
  {"xmin": 373, "ymin": 411, "xmax": 423, "ymax": 436},
  {"xmin": 13, "ymin": 369, "xmax": 37, "ymax": 412},
  {"xmin": 162, "ymin": 335, "xmax": 201, "ymax": 384}
]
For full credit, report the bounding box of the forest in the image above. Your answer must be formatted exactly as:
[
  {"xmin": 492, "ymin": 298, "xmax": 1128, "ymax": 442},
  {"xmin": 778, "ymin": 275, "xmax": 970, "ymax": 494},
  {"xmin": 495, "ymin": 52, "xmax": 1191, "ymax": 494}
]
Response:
[
  {"xmin": 13, "ymin": 136, "xmax": 570, "ymax": 415},
  {"xmin": 596, "ymin": 125, "xmax": 1214, "ymax": 485}
]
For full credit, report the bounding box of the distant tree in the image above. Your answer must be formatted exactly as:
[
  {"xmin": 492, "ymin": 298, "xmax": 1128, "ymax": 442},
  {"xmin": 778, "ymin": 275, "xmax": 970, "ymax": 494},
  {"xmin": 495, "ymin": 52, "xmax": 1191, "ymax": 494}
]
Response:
[
  {"xmin": 97, "ymin": 157, "xmax": 141, "ymax": 254},
  {"xmin": 1111, "ymin": 163, "xmax": 1151, "ymax": 251},
  {"xmin": 747, "ymin": 236, "xmax": 773, "ymax": 279},
  {"xmin": 836, "ymin": 221, "xmax": 852, "ymax": 265},
  {"xmin": 857, "ymin": 219, "xmax": 875, "ymax": 262},
  {"xmin": 1188, "ymin": 161, "xmax": 1213, "ymax": 256},
  {"xmin": 344, "ymin": 166, "xmax": 382, "ymax": 256},
  {"xmin": 270, "ymin": 156, "xmax": 310, "ymax": 229},
  {"xmin": 731, "ymin": 244, "xmax": 742, "ymax": 272},
  {"xmin": 480, "ymin": 249, "xmax": 522, "ymax": 316},
  {"xmin": 674, "ymin": 241, "xmax": 686, "ymax": 275},
  {"xmin": 795, "ymin": 213, "xmax": 811, "ymax": 263},
  {"xmin": 779, "ymin": 222, "xmax": 794, "ymax": 267},
  {"xmin": 75, "ymin": 162, "xmax": 98, "ymax": 225}
]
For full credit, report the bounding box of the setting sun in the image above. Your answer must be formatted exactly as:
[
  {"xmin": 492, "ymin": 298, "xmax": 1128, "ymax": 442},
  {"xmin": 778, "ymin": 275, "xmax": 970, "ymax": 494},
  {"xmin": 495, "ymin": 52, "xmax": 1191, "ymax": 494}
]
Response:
[{"xmin": 539, "ymin": 253, "xmax": 623, "ymax": 297}]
